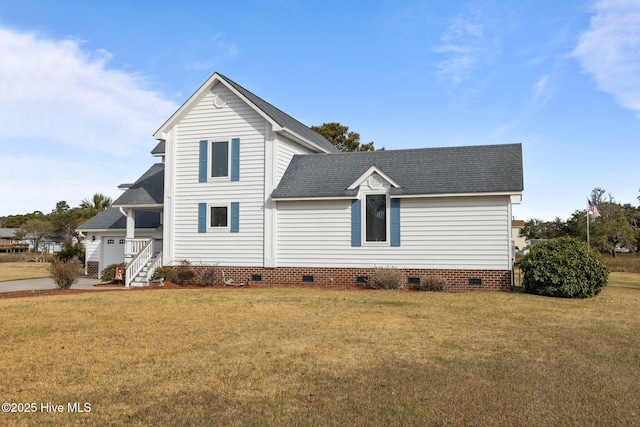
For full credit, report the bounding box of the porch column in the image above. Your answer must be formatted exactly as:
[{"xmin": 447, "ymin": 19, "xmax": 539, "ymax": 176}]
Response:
[{"xmin": 125, "ymin": 208, "xmax": 135, "ymax": 262}]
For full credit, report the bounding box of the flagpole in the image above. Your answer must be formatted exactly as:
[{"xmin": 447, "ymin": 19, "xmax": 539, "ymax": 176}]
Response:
[{"xmin": 586, "ymin": 204, "xmax": 590, "ymax": 245}]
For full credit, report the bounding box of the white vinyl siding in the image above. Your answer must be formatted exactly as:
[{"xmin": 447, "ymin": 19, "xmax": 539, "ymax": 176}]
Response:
[
  {"xmin": 276, "ymin": 137, "xmax": 313, "ymax": 182},
  {"xmin": 169, "ymin": 85, "xmax": 266, "ymax": 266},
  {"xmin": 277, "ymin": 196, "xmax": 512, "ymax": 270}
]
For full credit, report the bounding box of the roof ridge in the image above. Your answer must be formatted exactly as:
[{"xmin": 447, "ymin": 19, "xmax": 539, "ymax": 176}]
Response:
[{"xmin": 216, "ymin": 73, "xmax": 293, "ymax": 128}]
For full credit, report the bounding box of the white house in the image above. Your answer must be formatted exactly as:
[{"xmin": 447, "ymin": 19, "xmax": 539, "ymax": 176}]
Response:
[{"xmin": 79, "ymin": 72, "xmax": 524, "ymax": 291}]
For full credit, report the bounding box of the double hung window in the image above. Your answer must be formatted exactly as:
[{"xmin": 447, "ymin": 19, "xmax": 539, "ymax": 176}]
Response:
[{"xmin": 211, "ymin": 141, "xmax": 229, "ymax": 178}]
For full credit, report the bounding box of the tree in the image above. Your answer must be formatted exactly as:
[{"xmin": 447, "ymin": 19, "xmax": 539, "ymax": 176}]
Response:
[
  {"xmin": 519, "ymin": 217, "xmax": 567, "ymax": 240},
  {"xmin": 591, "ymin": 201, "xmax": 636, "ymax": 256},
  {"xmin": 310, "ymin": 122, "xmax": 378, "ymax": 152},
  {"xmin": 78, "ymin": 193, "xmax": 112, "ymax": 222},
  {"xmin": 15, "ymin": 218, "xmax": 52, "ymax": 254},
  {"xmin": 50, "ymin": 201, "xmax": 80, "ymax": 244}
]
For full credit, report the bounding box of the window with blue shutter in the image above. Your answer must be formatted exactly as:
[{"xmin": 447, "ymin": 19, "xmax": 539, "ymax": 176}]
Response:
[
  {"xmin": 198, "ymin": 203, "xmax": 207, "ymax": 233},
  {"xmin": 199, "ymin": 141, "xmax": 208, "ymax": 182},
  {"xmin": 230, "ymin": 202, "xmax": 239, "ymax": 232},
  {"xmin": 351, "ymin": 199, "xmax": 361, "ymax": 247},
  {"xmin": 390, "ymin": 198, "xmax": 400, "ymax": 247},
  {"xmin": 211, "ymin": 141, "xmax": 229, "ymax": 177},
  {"xmin": 231, "ymin": 138, "xmax": 240, "ymax": 181}
]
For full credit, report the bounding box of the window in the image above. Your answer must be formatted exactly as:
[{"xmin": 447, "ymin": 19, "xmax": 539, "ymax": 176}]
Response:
[
  {"xmin": 366, "ymin": 194, "xmax": 387, "ymax": 242},
  {"xmin": 210, "ymin": 206, "xmax": 228, "ymax": 228},
  {"xmin": 118, "ymin": 239, "xmax": 125, "ymax": 245},
  {"xmin": 106, "ymin": 239, "xmax": 115, "ymax": 245},
  {"xmin": 211, "ymin": 141, "xmax": 229, "ymax": 177}
]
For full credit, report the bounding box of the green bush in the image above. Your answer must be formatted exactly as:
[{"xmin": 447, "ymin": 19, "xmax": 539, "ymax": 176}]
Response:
[
  {"xmin": 520, "ymin": 237, "xmax": 609, "ymax": 298},
  {"xmin": 368, "ymin": 266, "xmax": 405, "ymax": 290},
  {"xmin": 50, "ymin": 258, "xmax": 83, "ymax": 290},
  {"xmin": 57, "ymin": 242, "xmax": 85, "ymax": 263},
  {"xmin": 150, "ymin": 266, "xmax": 178, "ymax": 283},
  {"xmin": 419, "ymin": 275, "xmax": 447, "ymax": 291},
  {"xmin": 100, "ymin": 263, "xmax": 126, "ymax": 283}
]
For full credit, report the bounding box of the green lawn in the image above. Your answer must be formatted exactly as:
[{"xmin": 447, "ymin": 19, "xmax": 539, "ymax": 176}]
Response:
[{"xmin": 0, "ymin": 274, "xmax": 638, "ymax": 426}]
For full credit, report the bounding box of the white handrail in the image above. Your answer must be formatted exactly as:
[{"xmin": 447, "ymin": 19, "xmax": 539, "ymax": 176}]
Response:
[
  {"xmin": 125, "ymin": 238, "xmax": 154, "ymax": 287},
  {"xmin": 145, "ymin": 251, "xmax": 163, "ymax": 285},
  {"xmin": 126, "ymin": 238, "xmax": 148, "ymax": 257}
]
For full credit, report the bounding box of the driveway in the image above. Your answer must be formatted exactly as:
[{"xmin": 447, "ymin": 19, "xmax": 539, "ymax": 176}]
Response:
[{"xmin": 0, "ymin": 277, "xmax": 121, "ymax": 293}]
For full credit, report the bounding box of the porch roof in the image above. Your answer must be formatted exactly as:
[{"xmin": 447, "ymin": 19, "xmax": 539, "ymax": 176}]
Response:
[
  {"xmin": 77, "ymin": 208, "xmax": 161, "ymax": 232},
  {"xmin": 113, "ymin": 163, "xmax": 164, "ymax": 207}
]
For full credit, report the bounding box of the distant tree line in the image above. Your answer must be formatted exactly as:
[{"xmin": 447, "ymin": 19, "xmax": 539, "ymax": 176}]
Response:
[
  {"xmin": 0, "ymin": 193, "xmax": 112, "ymax": 254},
  {"xmin": 520, "ymin": 187, "xmax": 640, "ymax": 256}
]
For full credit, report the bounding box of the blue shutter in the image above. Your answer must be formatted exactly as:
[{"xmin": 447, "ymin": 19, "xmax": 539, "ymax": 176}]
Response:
[
  {"xmin": 351, "ymin": 199, "xmax": 361, "ymax": 247},
  {"xmin": 390, "ymin": 198, "xmax": 400, "ymax": 247},
  {"xmin": 199, "ymin": 140, "xmax": 208, "ymax": 182},
  {"xmin": 230, "ymin": 202, "xmax": 239, "ymax": 232},
  {"xmin": 231, "ymin": 138, "xmax": 240, "ymax": 181},
  {"xmin": 198, "ymin": 203, "xmax": 207, "ymax": 233}
]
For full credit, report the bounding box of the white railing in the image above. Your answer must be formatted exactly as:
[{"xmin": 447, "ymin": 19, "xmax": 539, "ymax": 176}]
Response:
[
  {"xmin": 144, "ymin": 251, "xmax": 163, "ymax": 285},
  {"xmin": 125, "ymin": 238, "xmax": 154, "ymax": 287},
  {"xmin": 126, "ymin": 238, "xmax": 148, "ymax": 258}
]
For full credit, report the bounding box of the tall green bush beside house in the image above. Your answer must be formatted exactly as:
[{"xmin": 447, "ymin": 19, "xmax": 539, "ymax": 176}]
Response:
[{"xmin": 519, "ymin": 237, "xmax": 609, "ymax": 298}]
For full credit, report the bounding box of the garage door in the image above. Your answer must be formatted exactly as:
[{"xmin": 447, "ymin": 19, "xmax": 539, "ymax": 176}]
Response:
[{"xmin": 103, "ymin": 237, "xmax": 125, "ymax": 267}]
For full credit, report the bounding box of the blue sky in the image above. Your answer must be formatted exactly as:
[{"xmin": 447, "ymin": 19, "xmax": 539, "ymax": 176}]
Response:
[{"xmin": 1, "ymin": 0, "xmax": 638, "ymax": 220}]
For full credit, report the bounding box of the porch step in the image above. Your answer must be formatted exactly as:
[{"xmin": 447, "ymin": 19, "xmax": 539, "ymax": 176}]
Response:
[{"xmin": 129, "ymin": 255, "xmax": 161, "ymax": 287}]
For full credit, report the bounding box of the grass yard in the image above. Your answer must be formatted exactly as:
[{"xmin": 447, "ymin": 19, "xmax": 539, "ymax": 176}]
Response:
[
  {"xmin": 0, "ymin": 262, "xmax": 51, "ymax": 282},
  {"xmin": 0, "ymin": 274, "xmax": 638, "ymax": 426}
]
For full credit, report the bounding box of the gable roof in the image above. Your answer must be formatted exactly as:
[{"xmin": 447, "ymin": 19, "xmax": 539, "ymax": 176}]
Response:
[
  {"xmin": 153, "ymin": 72, "xmax": 338, "ymax": 154},
  {"xmin": 272, "ymin": 143, "xmax": 523, "ymax": 199},
  {"xmin": 77, "ymin": 208, "xmax": 161, "ymax": 232},
  {"xmin": 112, "ymin": 163, "xmax": 164, "ymax": 207}
]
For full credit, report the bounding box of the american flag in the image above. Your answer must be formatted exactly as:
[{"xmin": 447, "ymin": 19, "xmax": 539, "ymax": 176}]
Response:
[{"xmin": 588, "ymin": 200, "xmax": 601, "ymax": 217}]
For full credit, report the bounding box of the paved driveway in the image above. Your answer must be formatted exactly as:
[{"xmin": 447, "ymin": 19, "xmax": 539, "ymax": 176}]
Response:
[{"xmin": 0, "ymin": 277, "xmax": 120, "ymax": 293}]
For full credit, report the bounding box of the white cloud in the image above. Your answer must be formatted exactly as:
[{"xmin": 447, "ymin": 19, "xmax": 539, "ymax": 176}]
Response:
[
  {"xmin": 0, "ymin": 26, "xmax": 178, "ymax": 154},
  {"xmin": 0, "ymin": 26, "xmax": 179, "ymax": 216},
  {"xmin": 573, "ymin": 0, "xmax": 640, "ymax": 116},
  {"xmin": 434, "ymin": 14, "xmax": 487, "ymax": 83},
  {"xmin": 433, "ymin": 4, "xmax": 507, "ymax": 84},
  {"xmin": 531, "ymin": 74, "xmax": 553, "ymax": 109}
]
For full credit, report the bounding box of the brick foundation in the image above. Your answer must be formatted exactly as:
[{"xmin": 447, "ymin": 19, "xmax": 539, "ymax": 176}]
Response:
[
  {"xmin": 87, "ymin": 261, "xmax": 100, "ymax": 279},
  {"xmin": 184, "ymin": 265, "xmax": 512, "ymax": 292}
]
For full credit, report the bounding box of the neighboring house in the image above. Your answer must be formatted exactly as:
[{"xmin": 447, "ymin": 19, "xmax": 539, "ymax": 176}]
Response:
[
  {"xmin": 79, "ymin": 72, "xmax": 524, "ymax": 290},
  {"xmin": 0, "ymin": 228, "xmax": 29, "ymax": 253},
  {"xmin": 511, "ymin": 219, "xmax": 528, "ymax": 252}
]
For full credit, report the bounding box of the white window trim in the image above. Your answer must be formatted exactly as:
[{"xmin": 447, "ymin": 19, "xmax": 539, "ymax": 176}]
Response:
[
  {"xmin": 361, "ymin": 190, "xmax": 390, "ymax": 246},
  {"xmin": 208, "ymin": 203, "xmax": 230, "ymax": 231},
  {"xmin": 209, "ymin": 140, "xmax": 231, "ymax": 181}
]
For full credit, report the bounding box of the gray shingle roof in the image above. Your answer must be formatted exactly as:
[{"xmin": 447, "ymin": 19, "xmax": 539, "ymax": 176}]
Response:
[
  {"xmin": 217, "ymin": 73, "xmax": 339, "ymax": 154},
  {"xmin": 112, "ymin": 163, "xmax": 164, "ymax": 207},
  {"xmin": 271, "ymin": 143, "xmax": 523, "ymax": 199},
  {"xmin": 77, "ymin": 208, "xmax": 161, "ymax": 231},
  {"xmin": 151, "ymin": 140, "xmax": 165, "ymax": 155}
]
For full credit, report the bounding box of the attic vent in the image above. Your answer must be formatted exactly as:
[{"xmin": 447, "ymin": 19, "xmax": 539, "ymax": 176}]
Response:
[
  {"xmin": 213, "ymin": 94, "xmax": 227, "ymax": 109},
  {"xmin": 368, "ymin": 174, "xmax": 384, "ymax": 189}
]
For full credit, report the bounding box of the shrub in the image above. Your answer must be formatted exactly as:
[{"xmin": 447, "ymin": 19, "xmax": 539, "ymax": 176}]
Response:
[
  {"xmin": 194, "ymin": 268, "xmax": 217, "ymax": 287},
  {"xmin": 368, "ymin": 266, "xmax": 405, "ymax": 290},
  {"xmin": 150, "ymin": 266, "xmax": 178, "ymax": 283},
  {"xmin": 50, "ymin": 258, "xmax": 83, "ymax": 290},
  {"xmin": 57, "ymin": 242, "xmax": 85, "ymax": 263},
  {"xmin": 100, "ymin": 263, "xmax": 126, "ymax": 283},
  {"xmin": 176, "ymin": 260, "xmax": 195, "ymax": 286},
  {"xmin": 519, "ymin": 237, "xmax": 609, "ymax": 298},
  {"xmin": 419, "ymin": 275, "xmax": 447, "ymax": 291}
]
